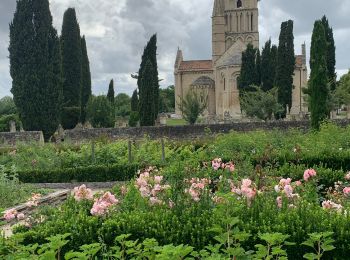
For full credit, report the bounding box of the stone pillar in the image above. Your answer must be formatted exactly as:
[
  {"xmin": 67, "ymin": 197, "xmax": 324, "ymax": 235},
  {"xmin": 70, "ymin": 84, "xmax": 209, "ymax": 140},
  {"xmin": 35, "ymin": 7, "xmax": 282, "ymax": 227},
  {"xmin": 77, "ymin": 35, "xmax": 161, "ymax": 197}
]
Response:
[
  {"xmin": 347, "ymin": 106, "xmax": 350, "ymax": 119},
  {"xmin": 9, "ymin": 121, "xmax": 16, "ymax": 133}
]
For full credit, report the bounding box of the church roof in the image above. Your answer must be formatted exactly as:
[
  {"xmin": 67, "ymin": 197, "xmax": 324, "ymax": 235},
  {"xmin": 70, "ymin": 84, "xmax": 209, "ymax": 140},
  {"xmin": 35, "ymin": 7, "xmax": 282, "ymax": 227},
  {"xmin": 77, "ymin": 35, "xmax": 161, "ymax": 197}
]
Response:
[
  {"xmin": 178, "ymin": 60, "xmax": 213, "ymax": 72},
  {"xmin": 221, "ymin": 54, "xmax": 242, "ymax": 66},
  {"xmin": 191, "ymin": 76, "xmax": 215, "ymax": 86}
]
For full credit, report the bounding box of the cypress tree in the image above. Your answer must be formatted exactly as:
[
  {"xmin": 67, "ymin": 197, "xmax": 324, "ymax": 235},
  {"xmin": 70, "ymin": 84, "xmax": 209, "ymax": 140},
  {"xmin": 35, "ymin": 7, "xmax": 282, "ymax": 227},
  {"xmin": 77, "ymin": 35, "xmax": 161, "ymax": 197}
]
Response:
[
  {"xmin": 137, "ymin": 34, "xmax": 159, "ymax": 123},
  {"xmin": 139, "ymin": 60, "xmax": 156, "ymax": 126},
  {"xmin": 107, "ymin": 79, "xmax": 115, "ymax": 104},
  {"xmin": 307, "ymin": 20, "xmax": 330, "ymax": 130},
  {"xmin": 275, "ymin": 20, "xmax": 295, "ymax": 118},
  {"xmin": 131, "ymin": 89, "xmax": 139, "ymax": 112},
  {"xmin": 61, "ymin": 8, "xmax": 82, "ymax": 129},
  {"xmin": 9, "ymin": 0, "xmax": 62, "ymax": 140},
  {"xmin": 238, "ymin": 43, "xmax": 258, "ymax": 92},
  {"xmin": 255, "ymin": 49, "xmax": 261, "ymax": 86},
  {"xmin": 321, "ymin": 16, "xmax": 337, "ymax": 91},
  {"xmin": 261, "ymin": 40, "xmax": 277, "ymax": 92},
  {"xmin": 80, "ymin": 36, "xmax": 91, "ymax": 123}
]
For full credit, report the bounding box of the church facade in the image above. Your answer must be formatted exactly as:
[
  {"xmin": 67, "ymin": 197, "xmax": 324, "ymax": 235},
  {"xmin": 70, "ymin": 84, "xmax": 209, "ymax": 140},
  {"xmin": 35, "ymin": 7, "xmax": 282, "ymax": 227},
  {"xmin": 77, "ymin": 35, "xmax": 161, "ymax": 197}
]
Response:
[{"xmin": 174, "ymin": 0, "xmax": 308, "ymax": 120}]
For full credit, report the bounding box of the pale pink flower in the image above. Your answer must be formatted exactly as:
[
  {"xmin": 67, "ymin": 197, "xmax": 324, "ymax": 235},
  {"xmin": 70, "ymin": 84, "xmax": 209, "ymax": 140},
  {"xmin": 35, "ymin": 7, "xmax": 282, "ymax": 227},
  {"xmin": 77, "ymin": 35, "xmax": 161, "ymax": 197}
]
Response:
[
  {"xmin": 140, "ymin": 186, "xmax": 151, "ymax": 197},
  {"xmin": 3, "ymin": 209, "xmax": 17, "ymax": 221},
  {"xmin": 345, "ymin": 172, "xmax": 350, "ymax": 181},
  {"xmin": 90, "ymin": 192, "xmax": 119, "ymax": 216},
  {"xmin": 212, "ymin": 158, "xmax": 222, "ymax": 170},
  {"xmin": 274, "ymin": 185, "xmax": 280, "ymax": 193},
  {"xmin": 284, "ymin": 185, "xmax": 294, "ymax": 198},
  {"xmin": 17, "ymin": 213, "xmax": 25, "ymax": 220},
  {"xmin": 120, "ymin": 185, "xmax": 128, "ymax": 196},
  {"xmin": 73, "ymin": 185, "xmax": 93, "ymax": 201},
  {"xmin": 343, "ymin": 187, "xmax": 350, "ymax": 196},
  {"xmin": 279, "ymin": 178, "xmax": 292, "ymax": 186},
  {"xmin": 101, "ymin": 192, "xmax": 119, "ymax": 206},
  {"xmin": 168, "ymin": 200, "xmax": 175, "ymax": 208},
  {"xmin": 154, "ymin": 176, "xmax": 163, "ymax": 184},
  {"xmin": 322, "ymin": 200, "xmax": 343, "ymax": 212},
  {"xmin": 295, "ymin": 181, "xmax": 302, "ymax": 186},
  {"xmin": 150, "ymin": 197, "xmax": 163, "ymax": 205},
  {"xmin": 225, "ymin": 162, "xmax": 235, "ymax": 172},
  {"xmin": 304, "ymin": 169, "xmax": 317, "ymax": 182},
  {"xmin": 242, "ymin": 179, "xmax": 252, "ymax": 188}
]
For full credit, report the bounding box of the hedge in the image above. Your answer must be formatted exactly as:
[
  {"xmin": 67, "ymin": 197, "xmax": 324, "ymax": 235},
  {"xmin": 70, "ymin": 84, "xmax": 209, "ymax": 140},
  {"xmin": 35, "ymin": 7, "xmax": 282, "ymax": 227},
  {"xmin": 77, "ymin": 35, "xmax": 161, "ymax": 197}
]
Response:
[{"xmin": 12, "ymin": 163, "xmax": 144, "ymax": 183}]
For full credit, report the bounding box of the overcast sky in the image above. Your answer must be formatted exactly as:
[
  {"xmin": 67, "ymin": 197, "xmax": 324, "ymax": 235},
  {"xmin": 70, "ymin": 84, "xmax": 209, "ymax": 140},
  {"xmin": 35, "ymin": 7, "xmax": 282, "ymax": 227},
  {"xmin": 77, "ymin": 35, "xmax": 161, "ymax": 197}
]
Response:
[{"xmin": 0, "ymin": 0, "xmax": 349, "ymax": 98}]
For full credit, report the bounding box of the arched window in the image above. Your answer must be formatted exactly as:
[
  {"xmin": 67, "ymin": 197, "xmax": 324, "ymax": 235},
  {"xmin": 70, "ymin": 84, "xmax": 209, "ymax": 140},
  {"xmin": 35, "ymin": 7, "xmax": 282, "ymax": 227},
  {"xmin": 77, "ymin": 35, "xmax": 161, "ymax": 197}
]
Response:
[{"xmin": 237, "ymin": 0, "xmax": 242, "ymax": 8}]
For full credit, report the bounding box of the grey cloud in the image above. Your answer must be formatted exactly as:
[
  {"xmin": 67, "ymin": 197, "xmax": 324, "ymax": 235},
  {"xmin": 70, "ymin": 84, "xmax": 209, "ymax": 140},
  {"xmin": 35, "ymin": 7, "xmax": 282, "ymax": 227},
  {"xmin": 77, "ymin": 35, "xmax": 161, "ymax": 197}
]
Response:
[{"xmin": 0, "ymin": 0, "xmax": 349, "ymax": 98}]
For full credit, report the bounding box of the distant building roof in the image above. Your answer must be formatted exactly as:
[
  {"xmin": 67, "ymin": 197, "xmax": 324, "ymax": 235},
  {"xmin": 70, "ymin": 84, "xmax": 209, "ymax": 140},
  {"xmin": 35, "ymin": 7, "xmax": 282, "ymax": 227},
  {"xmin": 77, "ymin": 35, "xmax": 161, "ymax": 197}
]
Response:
[
  {"xmin": 178, "ymin": 60, "xmax": 213, "ymax": 72},
  {"xmin": 191, "ymin": 76, "xmax": 215, "ymax": 86}
]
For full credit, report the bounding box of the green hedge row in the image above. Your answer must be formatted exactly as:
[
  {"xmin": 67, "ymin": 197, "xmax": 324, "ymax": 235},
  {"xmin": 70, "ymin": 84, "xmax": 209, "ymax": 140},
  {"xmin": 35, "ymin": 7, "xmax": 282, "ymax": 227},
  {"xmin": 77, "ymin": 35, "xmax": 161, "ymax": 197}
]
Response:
[{"xmin": 12, "ymin": 163, "xmax": 143, "ymax": 183}]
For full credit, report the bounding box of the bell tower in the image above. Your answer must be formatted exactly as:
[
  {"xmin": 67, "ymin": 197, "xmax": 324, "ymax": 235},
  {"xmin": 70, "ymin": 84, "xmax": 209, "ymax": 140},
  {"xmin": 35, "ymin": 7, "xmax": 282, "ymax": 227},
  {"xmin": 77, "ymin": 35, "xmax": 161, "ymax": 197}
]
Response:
[
  {"xmin": 223, "ymin": 0, "xmax": 260, "ymax": 50},
  {"xmin": 212, "ymin": 0, "xmax": 226, "ymax": 64}
]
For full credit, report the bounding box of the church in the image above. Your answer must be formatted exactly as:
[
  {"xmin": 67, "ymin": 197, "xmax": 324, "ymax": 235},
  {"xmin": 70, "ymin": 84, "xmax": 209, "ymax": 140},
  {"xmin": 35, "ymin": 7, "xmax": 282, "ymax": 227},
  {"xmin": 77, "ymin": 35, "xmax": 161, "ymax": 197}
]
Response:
[{"xmin": 174, "ymin": 0, "xmax": 308, "ymax": 121}]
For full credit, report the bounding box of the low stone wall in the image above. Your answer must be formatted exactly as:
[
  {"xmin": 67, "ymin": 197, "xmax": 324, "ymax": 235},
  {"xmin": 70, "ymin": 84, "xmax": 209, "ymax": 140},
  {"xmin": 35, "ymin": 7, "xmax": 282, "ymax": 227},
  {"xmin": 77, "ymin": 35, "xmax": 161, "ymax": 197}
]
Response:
[
  {"xmin": 0, "ymin": 131, "xmax": 44, "ymax": 147},
  {"xmin": 64, "ymin": 120, "xmax": 350, "ymax": 143}
]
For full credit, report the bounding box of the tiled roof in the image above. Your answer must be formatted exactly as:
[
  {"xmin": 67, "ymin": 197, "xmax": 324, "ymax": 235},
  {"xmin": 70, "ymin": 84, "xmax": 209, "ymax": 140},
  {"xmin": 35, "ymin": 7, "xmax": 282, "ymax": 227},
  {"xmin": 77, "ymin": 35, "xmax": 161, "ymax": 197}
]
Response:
[{"xmin": 178, "ymin": 60, "xmax": 213, "ymax": 72}]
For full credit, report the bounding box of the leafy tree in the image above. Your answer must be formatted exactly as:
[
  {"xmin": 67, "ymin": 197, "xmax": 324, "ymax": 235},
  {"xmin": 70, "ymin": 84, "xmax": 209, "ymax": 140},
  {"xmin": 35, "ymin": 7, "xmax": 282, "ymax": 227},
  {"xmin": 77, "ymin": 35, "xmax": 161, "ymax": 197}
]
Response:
[
  {"xmin": 61, "ymin": 8, "xmax": 82, "ymax": 129},
  {"xmin": 159, "ymin": 85, "xmax": 175, "ymax": 113},
  {"xmin": 0, "ymin": 96, "xmax": 17, "ymax": 116},
  {"xmin": 321, "ymin": 16, "xmax": 337, "ymax": 91},
  {"xmin": 335, "ymin": 70, "xmax": 350, "ymax": 109},
  {"xmin": 241, "ymin": 86, "xmax": 283, "ymax": 121},
  {"xmin": 305, "ymin": 20, "xmax": 330, "ymax": 130},
  {"xmin": 128, "ymin": 112, "xmax": 139, "ymax": 127},
  {"xmin": 107, "ymin": 79, "xmax": 115, "ymax": 104},
  {"xmin": 131, "ymin": 89, "xmax": 139, "ymax": 112},
  {"xmin": 80, "ymin": 36, "xmax": 92, "ymax": 123},
  {"xmin": 0, "ymin": 114, "xmax": 20, "ymax": 132},
  {"xmin": 261, "ymin": 40, "xmax": 277, "ymax": 92},
  {"xmin": 9, "ymin": 0, "xmax": 62, "ymax": 140},
  {"xmin": 238, "ymin": 44, "xmax": 259, "ymax": 92},
  {"xmin": 139, "ymin": 60, "xmax": 156, "ymax": 126},
  {"xmin": 177, "ymin": 89, "xmax": 207, "ymax": 125},
  {"xmin": 86, "ymin": 96, "xmax": 114, "ymax": 128},
  {"xmin": 115, "ymin": 93, "xmax": 131, "ymax": 118},
  {"xmin": 275, "ymin": 20, "xmax": 295, "ymax": 118},
  {"xmin": 137, "ymin": 34, "xmax": 159, "ymax": 124}
]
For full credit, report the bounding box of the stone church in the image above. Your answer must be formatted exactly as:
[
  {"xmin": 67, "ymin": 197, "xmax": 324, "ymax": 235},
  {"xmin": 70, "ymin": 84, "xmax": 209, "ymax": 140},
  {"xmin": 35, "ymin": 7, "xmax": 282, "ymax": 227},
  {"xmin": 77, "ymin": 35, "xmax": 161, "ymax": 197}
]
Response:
[{"xmin": 174, "ymin": 0, "xmax": 308, "ymax": 120}]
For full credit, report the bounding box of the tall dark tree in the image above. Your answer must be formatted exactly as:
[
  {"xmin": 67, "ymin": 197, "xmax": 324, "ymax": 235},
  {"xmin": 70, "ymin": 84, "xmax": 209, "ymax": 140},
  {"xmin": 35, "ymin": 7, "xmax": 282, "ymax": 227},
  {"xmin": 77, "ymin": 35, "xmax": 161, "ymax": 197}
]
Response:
[
  {"xmin": 137, "ymin": 34, "xmax": 159, "ymax": 124},
  {"xmin": 9, "ymin": 0, "xmax": 62, "ymax": 140},
  {"xmin": 107, "ymin": 79, "xmax": 115, "ymax": 104},
  {"xmin": 306, "ymin": 20, "xmax": 330, "ymax": 130},
  {"xmin": 139, "ymin": 60, "xmax": 156, "ymax": 126},
  {"xmin": 321, "ymin": 16, "xmax": 337, "ymax": 91},
  {"xmin": 61, "ymin": 8, "xmax": 82, "ymax": 129},
  {"xmin": 238, "ymin": 43, "xmax": 258, "ymax": 92},
  {"xmin": 80, "ymin": 36, "xmax": 91, "ymax": 123},
  {"xmin": 131, "ymin": 89, "xmax": 139, "ymax": 112},
  {"xmin": 255, "ymin": 49, "xmax": 261, "ymax": 86},
  {"xmin": 261, "ymin": 40, "xmax": 277, "ymax": 92},
  {"xmin": 275, "ymin": 20, "xmax": 295, "ymax": 118}
]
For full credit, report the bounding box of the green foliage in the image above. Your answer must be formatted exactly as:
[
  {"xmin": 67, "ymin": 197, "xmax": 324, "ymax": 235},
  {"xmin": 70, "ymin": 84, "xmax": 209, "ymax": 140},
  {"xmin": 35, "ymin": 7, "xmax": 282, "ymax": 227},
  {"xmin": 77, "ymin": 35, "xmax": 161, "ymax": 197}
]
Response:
[
  {"xmin": 115, "ymin": 93, "xmax": 130, "ymax": 118},
  {"xmin": 321, "ymin": 16, "xmax": 337, "ymax": 92},
  {"xmin": 61, "ymin": 8, "xmax": 82, "ymax": 129},
  {"xmin": 107, "ymin": 79, "xmax": 115, "ymax": 104},
  {"xmin": 306, "ymin": 20, "xmax": 330, "ymax": 130},
  {"xmin": 335, "ymin": 70, "xmax": 350, "ymax": 106},
  {"xmin": 139, "ymin": 59, "xmax": 157, "ymax": 126},
  {"xmin": 177, "ymin": 89, "xmax": 207, "ymax": 125},
  {"xmin": 159, "ymin": 85, "xmax": 175, "ymax": 113},
  {"xmin": 138, "ymin": 34, "xmax": 159, "ymax": 126},
  {"xmin": 128, "ymin": 111, "xmax": 139, "ymax": 127},
  {"xmin": 86, "ymin": 96, "xmax": 114, "ymax": 128},
  {"xmin": 130, "ymin": 89, "xmax": 139, "ymax": 112},
  {"xmin": 12, "ymin": 163, "xmax": 141, "ymax": 183},
  {"xmin": 241, "ymin": 86, "xmax": 283, "ymax": 121},
  {"xmin": 302, "ymin": 232, "xmax": 335, "ymax": 260},
  {"xmin": 261, "ymin": 40, "xmax": 277, "ymax": 92},
  {"xmin": 0, "ymin": 114, "xmax": 20, "ymax": 132},
  {"xmin": 275, "ymin": 20, "xmax": 295, "ymax": 118},
  {"xmin": 0, "ymin": 96, "xmax": 17, "ymax": 116},
  {"xmin": 9, "ymin": 0, "xmax": 62, "ymax": 140},
  {"xmin": 80, "ymin": 36, "xmax": 92, "ymax": 124},
  {"xmin": 238, "ymin": 43, "xmax": 260, "ymax": 92},
  {"xmin": 253, "ymin": 233, "xmax": 293, "ymax": 260}
]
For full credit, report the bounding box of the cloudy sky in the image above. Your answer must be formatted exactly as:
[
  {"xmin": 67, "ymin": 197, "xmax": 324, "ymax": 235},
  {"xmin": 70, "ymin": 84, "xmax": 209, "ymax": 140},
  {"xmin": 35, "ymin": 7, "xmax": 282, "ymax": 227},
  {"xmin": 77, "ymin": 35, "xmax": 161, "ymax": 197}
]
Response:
[{"xmin": 0, "ymin": 0, "xmax": 349, "ymax": 98}]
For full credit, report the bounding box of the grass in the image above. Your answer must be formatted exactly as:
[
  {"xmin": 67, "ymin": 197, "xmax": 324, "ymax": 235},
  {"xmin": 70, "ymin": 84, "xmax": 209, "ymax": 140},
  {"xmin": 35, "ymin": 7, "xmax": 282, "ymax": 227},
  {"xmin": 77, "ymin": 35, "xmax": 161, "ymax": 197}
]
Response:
[{"xmin": 166, "ymin": 118, "xmax": 187, "ymax": 126}]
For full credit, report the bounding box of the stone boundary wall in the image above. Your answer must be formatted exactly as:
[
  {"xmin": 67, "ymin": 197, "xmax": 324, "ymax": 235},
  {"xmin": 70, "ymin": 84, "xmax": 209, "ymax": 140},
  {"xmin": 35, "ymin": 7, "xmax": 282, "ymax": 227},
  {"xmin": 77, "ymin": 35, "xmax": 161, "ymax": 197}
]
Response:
[
  {"xmin": 0, "ymin": 131, "xmax": 44, "ymax": 147},
  {"xmin": 64, "ymin": 120, "xmax": 350, "ymax": 143}
]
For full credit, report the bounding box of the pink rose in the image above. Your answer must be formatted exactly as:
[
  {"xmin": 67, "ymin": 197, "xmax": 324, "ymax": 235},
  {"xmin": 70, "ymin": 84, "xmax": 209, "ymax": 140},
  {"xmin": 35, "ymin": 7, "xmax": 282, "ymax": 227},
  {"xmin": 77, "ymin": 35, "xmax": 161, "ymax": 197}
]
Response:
[
  {"xmin": 343, "ymin": 187, "xmax": 350, "ymax": 196},
  {"xmin": 345, "ymin": 172, "xmax": 350, "ymax": 181},
  {"xmin": 241, "ymin": 179, "xmax": 252, "ymax": 188},
  {"xmin": 276, "ymin": 196, "xmax": 283, "ymax": 209},
  {"xmin": 17, "ymin": 213, "xmax": 25, "ymax": 220},
  {"xmin": 4, "ymin": 209, "xmax": 17, "ymax": 221}
]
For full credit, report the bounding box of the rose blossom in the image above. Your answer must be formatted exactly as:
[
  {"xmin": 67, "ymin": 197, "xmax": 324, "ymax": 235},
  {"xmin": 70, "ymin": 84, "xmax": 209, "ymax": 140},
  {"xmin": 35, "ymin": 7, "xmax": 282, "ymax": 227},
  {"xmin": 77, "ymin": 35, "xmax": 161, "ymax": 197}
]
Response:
[
  {"xmin": 73, "ymin": 185, "xmax": 93, "ymax": 201},
  {"xmin": 304, "ymin": 169, "xmax": 317, "ymax": 182},
  {"xmin": 343, "ymin": 187, "xmax": 350, "ymax": 196},
  {"xmin": 345, "ymin": 172, "xmax": 350, "ymax": 181},
  {"xmin": 276, "ymin": 196, "xmax": 283, "ymax": 209},
  {"xmin": 3, "ymin": 209, "xmax": 17, "ymax": 221}
]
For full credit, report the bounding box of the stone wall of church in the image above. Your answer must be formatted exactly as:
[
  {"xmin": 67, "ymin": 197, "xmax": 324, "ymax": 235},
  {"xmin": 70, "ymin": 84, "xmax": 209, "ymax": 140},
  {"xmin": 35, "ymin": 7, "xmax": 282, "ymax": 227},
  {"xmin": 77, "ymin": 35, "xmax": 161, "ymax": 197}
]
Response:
[
  {"xmin": 0, "ymin": 131, "xmax": 44, "ymax": 146},
  {"xmin": 175, "ymin": 71, "xmax": 215, "ymax": 115}
]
